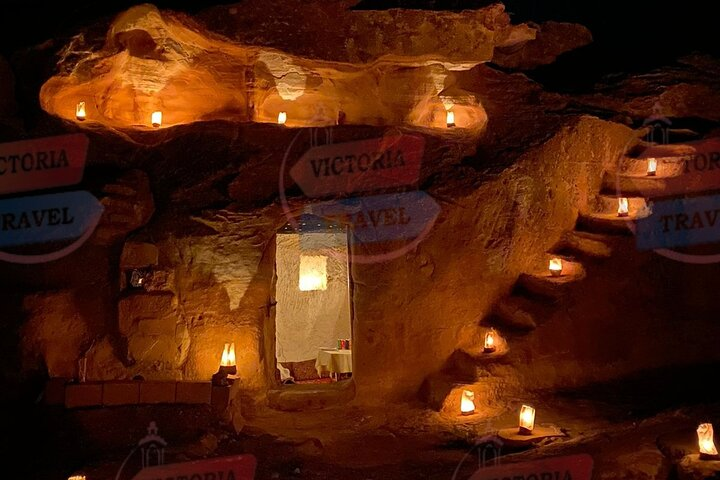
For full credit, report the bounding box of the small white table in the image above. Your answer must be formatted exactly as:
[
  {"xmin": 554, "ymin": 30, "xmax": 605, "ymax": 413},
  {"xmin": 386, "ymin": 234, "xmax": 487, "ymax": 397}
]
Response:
[{"xmin": 315, "ymin": 349, "xmax": 352, "ymax": 380}]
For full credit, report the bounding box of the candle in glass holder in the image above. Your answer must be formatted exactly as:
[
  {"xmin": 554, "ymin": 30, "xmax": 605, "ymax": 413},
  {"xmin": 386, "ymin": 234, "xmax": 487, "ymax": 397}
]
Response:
[
  {"xmin": 76, "ymin": 102, "xmax": 86, "ymax": 121},
  {"xmin": 278, "ymin": 112, "xmax": 287, "ymax": 125},
  {"xmin": 647, "ymin": 157, "xmax": 657, "ymax": 176},
  {"xmin": 549, "ymin": 258, "xmax": 563, "ymax": 277},
  {"xmin": 698, "ymin": 423, "xmax": 719, "ymax": 459},
  {"xmin": 617, "ymin": 197, "xmax": 629, "ymax": 217},
  {"xmin": 151, "ymin": 111, "xmax": 162, "ymax": 128},
  {"xmin": 446, "ymin": 110, "xmax": 455, "ymax": 128},
  {"xmin": 483, "ymin": 329, "xmax": 496, "ymax": 353},
  {"xmin": 518, "ymin": 404, "xmax": 536, "ymax": 435},
  {"xmin": 460, "ymin": 389, "xmax": 475, "ymax": 415}
]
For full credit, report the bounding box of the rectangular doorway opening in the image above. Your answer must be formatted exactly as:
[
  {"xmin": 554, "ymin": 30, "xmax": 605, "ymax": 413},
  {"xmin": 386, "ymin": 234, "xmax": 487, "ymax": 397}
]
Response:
[{"xmin": 274, "ymin": 220, "xmax": 353, "ymax": 387}]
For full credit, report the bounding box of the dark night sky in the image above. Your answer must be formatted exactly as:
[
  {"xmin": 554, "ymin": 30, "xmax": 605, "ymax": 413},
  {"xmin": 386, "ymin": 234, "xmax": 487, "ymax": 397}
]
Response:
[{"xmin": 0, "ymin": 0, "xmax": 717, "ymax": 91}]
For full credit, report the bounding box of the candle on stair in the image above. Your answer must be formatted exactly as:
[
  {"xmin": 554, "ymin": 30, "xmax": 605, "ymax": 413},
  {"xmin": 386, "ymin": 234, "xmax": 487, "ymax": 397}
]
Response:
[
  {"xmin": 76, "ymin": 102, "xmax": 86, "ymax": 121},
  {"xmin": 647, "ymin": 157, "xmax": 657, "ymax": 176},
  {"xmin": 518, "ymin": 404, "xmax": 535, "ymax": 435},
  {"xmin": 446, "ymin": 110, "xmax": 455, "ymax": 128},
  {"xmin": 549, "ymin": 258, "xmax": 563, "ymax": 277},
  {"xmin": 483, "ymin": 329, "xmax": 497, "ymax": 353},
  {"xmin": 460, "ymin": 389, "xmax": 475, "ymax": 415},
  {"xmin": 151, "ymin": 111, "xmax": 162, "ymax": 128},
  {"xmin": 617, "ymin": 197, "xmax": 629, "ymax": 217},
  {"xmin": 278, "ymin": 111, "xmax": 287, "ymax": 125},
  {"xmin": 698, "ymin": 423, "xmax": 719, "ymax": 460}
]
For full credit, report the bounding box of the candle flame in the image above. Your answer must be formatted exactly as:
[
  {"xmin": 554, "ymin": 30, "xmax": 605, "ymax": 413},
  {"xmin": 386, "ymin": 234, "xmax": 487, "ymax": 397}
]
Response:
[
  {"xmin": 278, "ymin": 111, "xmax": 287, "ymax": 125},
  {"xmin": 484, "ymin": 330, "xmax": 495, "ymax": 349},
  {"xmin": 220, "ymin": 342, "xmax": 236, "ymax": 367}
]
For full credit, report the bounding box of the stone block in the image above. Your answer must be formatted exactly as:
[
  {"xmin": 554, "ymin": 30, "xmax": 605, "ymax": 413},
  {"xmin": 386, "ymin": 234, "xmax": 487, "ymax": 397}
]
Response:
[
  {"xmin": 120, "ymin": 242, "xmax": 159, "ymax": 269},
  {"xmin": 139, "ymin": 381, "xmax": 176, "ymax": 404},
  {"xmin": 103, "ymin": 381, "xmax": 140, "ymax": 406},
  {"xmin": 211, "ymin": 385, "xmax": 231, "ymax": 414},
  {"xmin": 45, "ymin": 377, "xmax": 69, "ymax": 405},
  {"xmin": 65, "ymin": 383, "xmax": 103, "ymax": 408},
  {"xmin": 137, "ymin": 315, "xmax": 177, "ymax": 335},
  {"xmin": 176, "ymin": 382, "xmax": 212, "ymax": 404},
  {"xmin": 118, "ymin": 292, "xmax": 175, "ymax": 335}
]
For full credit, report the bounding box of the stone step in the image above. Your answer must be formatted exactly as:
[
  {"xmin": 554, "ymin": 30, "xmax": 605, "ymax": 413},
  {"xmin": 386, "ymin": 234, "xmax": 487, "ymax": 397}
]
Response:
[
  {"xmin": 492, "ymin": 296, "xmax": 538, "ymax": 331},
  {"xmin": 516, "ymin": 260, "xmax": 586, "ymax": 300},
  {"xmin": 575, "ymin": 212, "xmax": 635, "ymax": 236},
  {"xmin": 419, "ymin": 371, "xmax": 512, "ymax": 414},
  {"xmin": 600, "ymin": 171, "xmax": 674, "ymax": 198},
  {"xmin": 551, "ymin": 230, "xmax": 613, "ymax": 258}
]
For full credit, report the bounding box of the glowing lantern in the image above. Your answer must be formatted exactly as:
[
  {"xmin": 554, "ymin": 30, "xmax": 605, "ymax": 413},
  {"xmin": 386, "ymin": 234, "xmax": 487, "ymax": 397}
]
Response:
[
  {"xmin": 519, "ymin": 404, "xmax": 536, "ymax": 435},
  {"xmin": 617, "ymin": 197, "xmax": 629, "ymax": 217},
  {"xmin": 647, "ymin": 157, "xmax": 657, "ymax": 176},
  {"xmin": 698, "ymin": 423, "xmax": 719, "ymax": 459},
  {"xmin": 483, "ymin": 329, "xmax": 497, "ymax": 353},
  {"xmin": 76, "ymin": 102, "xmax": 86, "ymax": 121},
  {"xmin": 446, "ymin": 110, "xmax": 455, "ymax": 128},
  {"xmin": 549, "ymin": 258, "xmax": 563, "ymax": 277},
  {"xmin": 213, "ymin": 342, "xmax": 237, "ymax": 386},
  {"xmin": 151, "ymin": 111, "xmax": 162, "ymax": 128},
  {"xmin": 460, "ymin": 389, "xmax": 475, "ymax": 415},
  {"xmin": 299, "ymin": 255, "xmax": 327, "ymax": 291},
  {"xmin": 220, "ymin": 342, "xmax": 236, "ymax": 367},
  {"xmin": 278, "ymin": 111, "xmax": 287, "ymax": 125}
]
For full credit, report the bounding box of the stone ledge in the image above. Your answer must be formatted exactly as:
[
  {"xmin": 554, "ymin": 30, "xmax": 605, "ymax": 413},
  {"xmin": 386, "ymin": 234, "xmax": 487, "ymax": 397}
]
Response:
[{"xmin": 48, "ymin": 379, "xmax": 229, "ymax": 410}]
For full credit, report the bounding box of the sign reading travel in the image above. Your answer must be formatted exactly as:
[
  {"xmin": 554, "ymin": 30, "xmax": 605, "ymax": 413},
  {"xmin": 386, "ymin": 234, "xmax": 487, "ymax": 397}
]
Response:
[
  {"xmin": 132, "ymin": 455, "xmax": 256, "ymax": 480},
  {"xmin": 290, "ymin": 134, "xmax": 425, "ymax": 197},
  {"xmin": 0, "ymin": 133, "xmax": 89, "ymax": 195},
  {"xmin": 636, "ymin": 193, "xmax": 720, "ymax": 250},
  {"xmin": 469, "ymin": 454, "xmax": 593, "ymax": 480},
  {"xmin": 0, "ymin": 191, "xmax": 104, "ymax": 248},
  {"xmin": 309, "ymin": 191, "xmax": 441, "ymax": 244}
]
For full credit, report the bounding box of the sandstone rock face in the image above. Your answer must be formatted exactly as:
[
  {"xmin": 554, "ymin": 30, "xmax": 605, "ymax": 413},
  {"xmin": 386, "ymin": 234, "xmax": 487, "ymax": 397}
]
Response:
[
  {"xmin": 93, "ymin": 170, "xmax": 155, "ymax": 245},
  {"xmin": 21, "ymin": 291, "xmax": 91, "ymax": 378},
  {"xmin": 38, "ymin": 2, "xmax": 589, "ymax": 135}
]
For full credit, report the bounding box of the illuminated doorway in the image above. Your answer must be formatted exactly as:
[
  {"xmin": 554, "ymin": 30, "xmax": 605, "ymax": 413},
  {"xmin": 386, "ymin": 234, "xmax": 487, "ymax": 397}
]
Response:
[{"xmin": 274, "ymin": 216, "xmax": 353, "ymax": 385}]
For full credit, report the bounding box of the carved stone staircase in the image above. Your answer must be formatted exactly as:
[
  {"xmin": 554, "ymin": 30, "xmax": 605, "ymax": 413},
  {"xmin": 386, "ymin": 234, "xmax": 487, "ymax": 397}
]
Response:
[{"xmin": 421, "ymin": 147, "xmax": 676, "ymax": 416}]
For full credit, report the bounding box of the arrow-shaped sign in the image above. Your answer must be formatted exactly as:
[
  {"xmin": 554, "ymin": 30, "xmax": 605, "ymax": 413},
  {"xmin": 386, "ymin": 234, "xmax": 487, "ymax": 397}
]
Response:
[
  {"xmin": 469, "ymin": 454, "xmax": 593, "ymax": 480},
  {"xmin": 636, "ymin": 193, "xmax": 720, "ymax": 250},
  {"xmin": 0, "ymin": 133, "xmax": 89, "ymax": 195},
  {"xmin": 309, "ymin": 191, "xmax": 441, "ymax": 244},
  {"xmin": 290, "ymin": 134, "xmax": 425, "ymax": 198},
  {"xmin": 132, "ymin": 455, "xmax": 256, "ymax": 480},
  {"xmin": 0, "ymin": 191, "xmax": 104, "ymax": 248}
]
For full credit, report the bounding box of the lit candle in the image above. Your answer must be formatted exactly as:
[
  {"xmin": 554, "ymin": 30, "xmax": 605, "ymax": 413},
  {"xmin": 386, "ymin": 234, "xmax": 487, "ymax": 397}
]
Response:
[
  {"xmin": 549, "ymin": 258, "xmax": 563, "ymax": 277},
  {"xmin": 151, "ymin": 111, "xmax": 162, "ymax": 128},
  {"xmin": 518, "ymin": 404, "xmax": 536, "ymax": 435},
  {"xmin": 278, "ymin": 112, "xmax": 287, "ymax": 125},
  {"xmin": 460, "ymin": 389, "xmax": 475, "ymax": 415},
  {"xmin": 647, "ymin": 157, "xmax": 657, "ymax": 176},
  {"xmin": 446, "ymin": 110, "xmax": 455, "ymax": 128},
  {"xmin": 698, "ymin": 423, "xmax": 719, "ymax": 459},
  {"xmin": 483, "ymin": 329, "xmax": 496, "ymax": 353},
  {"xmin": 617, "ymin": 197, "xmax": 629, "ymax": 217},
  {"xmin": 76, "ymin": 102, "xmax": 86, "ymax": 121},
  {"xmin": 220, "ymin": 342, "xmax": 236, "ymax": 367}
]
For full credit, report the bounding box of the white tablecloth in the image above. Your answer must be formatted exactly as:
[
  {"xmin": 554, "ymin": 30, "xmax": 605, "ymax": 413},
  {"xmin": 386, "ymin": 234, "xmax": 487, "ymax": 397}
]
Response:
[{"xmin": 315, "ymin": 349, "xmax": 352, "ymax": 376}]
